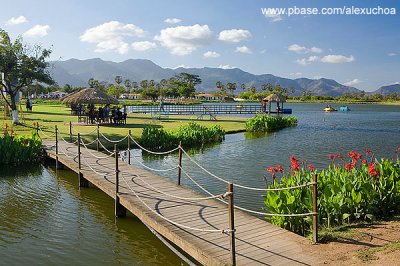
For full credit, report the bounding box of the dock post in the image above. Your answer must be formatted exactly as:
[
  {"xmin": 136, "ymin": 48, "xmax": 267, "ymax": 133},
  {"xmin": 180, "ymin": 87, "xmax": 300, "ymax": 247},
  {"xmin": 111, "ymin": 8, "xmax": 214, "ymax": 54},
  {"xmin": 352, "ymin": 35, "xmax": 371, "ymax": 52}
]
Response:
[
  {"xmin": 228, "ymin": 183, "xmax": 236, "ymax": 266},
  {"xmin": 177, "ymin": 141, "xmax": 182, "ymax": 185},
  {"xmin": 312, "ymin": 174, "xmax": 318, "ymax": 244},
  {"xmin": 96, "ymin": 124, "xmax": 100, "ymax": 151},
  {"xmin": 127, "ymin": 130, "xmax": 131, "ymax": 165},
  {"xmin": 69, "ymin": 121, "xmax": 72, "ymax": 142},
  {"xmin": 36, "ymin": 122, "xmax": 39, "ymax": 135},
  {"xmin": 78, "ymin": 133, "xmax": 88, "ymax": 188},
  {"xmin": 115, "ymin": 144, "xmax": 126, "ymax": 217},
  {"xmin": 54, "ymin": 125, "xmax": 58, "ymax": 169}
]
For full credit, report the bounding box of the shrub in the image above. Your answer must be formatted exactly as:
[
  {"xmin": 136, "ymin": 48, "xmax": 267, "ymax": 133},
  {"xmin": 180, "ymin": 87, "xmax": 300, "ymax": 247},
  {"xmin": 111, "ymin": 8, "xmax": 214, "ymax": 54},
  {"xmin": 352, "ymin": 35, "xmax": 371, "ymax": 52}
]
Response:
[
  {"xmin": 140, "ymin": 122, "xmax": 225, "ymax": 151},
  {"xmin": 264, "ymin": 149, "xmax": 400, "ymax": 235},
  {"xmin": 245, "ymin": 114, "xmax": 297, "ymax": 132},
  {"xmin": 0, "ymin": 132, "xmax": 43, "ymax": 165}
]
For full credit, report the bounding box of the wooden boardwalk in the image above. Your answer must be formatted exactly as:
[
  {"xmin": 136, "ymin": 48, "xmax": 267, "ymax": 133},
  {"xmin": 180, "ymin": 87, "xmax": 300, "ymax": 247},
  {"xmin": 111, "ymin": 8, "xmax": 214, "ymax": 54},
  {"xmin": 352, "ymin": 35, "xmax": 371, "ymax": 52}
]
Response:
[{"xmin": 43, "ymin": 139, "xmax": 314, "ymax": 265}]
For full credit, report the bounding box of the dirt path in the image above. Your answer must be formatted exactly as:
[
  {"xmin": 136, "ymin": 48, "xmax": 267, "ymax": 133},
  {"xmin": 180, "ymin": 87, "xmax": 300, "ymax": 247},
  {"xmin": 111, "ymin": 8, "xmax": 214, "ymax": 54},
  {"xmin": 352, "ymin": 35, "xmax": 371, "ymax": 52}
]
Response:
[{"xmin": 302, "ymin": 218, "xmax": 400, "ymax": 265}]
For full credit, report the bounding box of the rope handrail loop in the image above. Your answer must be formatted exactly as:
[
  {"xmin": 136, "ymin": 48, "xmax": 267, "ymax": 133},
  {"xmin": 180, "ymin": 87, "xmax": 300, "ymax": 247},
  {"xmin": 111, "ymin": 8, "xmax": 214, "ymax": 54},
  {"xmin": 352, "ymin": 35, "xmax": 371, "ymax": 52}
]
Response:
[
  {"xmin": 100, "ymin": 132, "xmax": 129, "ymax": 143},
  {"xmin": 79, "ymin": 138, "xmax": 116, "ymax": 159},
  {"xmin": 97, "ymin": 139, "xmax": 115, "ymax": 155},
  {"xmin": 38, "ymin": 126, "xmax": 56, "ymax": 139},
  {"xmin": 120, "ymin": 173, "xmax": 230, "ymax": 233},
  {"xmin": 80, "ymin": 137, "xmax": 98, "ymax": 146},
  {"xmin": 181, "ymin": 147, "xmax": 316, "ymax": 192},
  {"xmin": 71, "ymin": 126, "xmax": 98, "ymax": 136},
  {"xmin": 233, "ymin": 204, "xmax": 317, "ymax": 217},
  {"xmin": 59, "ymin": 134, "xmax": 78, "ymax": 145},
  {"xmin": 133, "ymin": 174, "xmax": 228, "ymax": 201},
  {"xmin": 129, "ymin": 135, "xmax": 180, "ymax": 155},
  {"xmin": 128, "ymin": 153, "xmax": 179, "ymax": 172}
]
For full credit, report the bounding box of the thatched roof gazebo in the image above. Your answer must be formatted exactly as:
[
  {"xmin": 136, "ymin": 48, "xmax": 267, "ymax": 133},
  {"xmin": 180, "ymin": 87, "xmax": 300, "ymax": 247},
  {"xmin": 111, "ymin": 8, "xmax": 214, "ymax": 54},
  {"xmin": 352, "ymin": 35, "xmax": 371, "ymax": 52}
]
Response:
[
  {"xmin": 62, "ymin": 88, "xmax": 119, "ymax": 105},
  {"xmin": 263, "ymin": 94, "xmax": 286, "ymax": 114}
]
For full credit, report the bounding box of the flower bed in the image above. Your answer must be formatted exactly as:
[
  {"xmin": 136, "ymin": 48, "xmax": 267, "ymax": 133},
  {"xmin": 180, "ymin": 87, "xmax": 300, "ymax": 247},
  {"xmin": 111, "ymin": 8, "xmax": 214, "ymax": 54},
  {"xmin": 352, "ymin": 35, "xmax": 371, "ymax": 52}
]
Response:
[{"xmin": 264, "ymin": 148, "xmax": 400, "ymax": 235}]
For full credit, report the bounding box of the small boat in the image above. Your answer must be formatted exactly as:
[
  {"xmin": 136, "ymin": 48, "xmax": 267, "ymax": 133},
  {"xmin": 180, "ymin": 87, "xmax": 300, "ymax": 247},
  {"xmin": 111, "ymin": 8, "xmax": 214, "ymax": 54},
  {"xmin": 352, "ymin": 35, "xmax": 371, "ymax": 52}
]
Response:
[
  {"xmin": 324, "ymin": 106, "xmax": 337, "ymax": 112},
  {"xmin": 339, "ymin": 106, "xmax": 351, "ymax": 112}
]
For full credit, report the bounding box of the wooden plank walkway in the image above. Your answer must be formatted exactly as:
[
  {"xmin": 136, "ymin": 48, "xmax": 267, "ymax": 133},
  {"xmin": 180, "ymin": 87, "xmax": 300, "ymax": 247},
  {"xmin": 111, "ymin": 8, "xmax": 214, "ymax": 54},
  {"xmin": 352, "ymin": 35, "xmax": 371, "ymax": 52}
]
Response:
[{"xmin": 43, "ymin": 139, "xmax": 315, "ymax": 265}]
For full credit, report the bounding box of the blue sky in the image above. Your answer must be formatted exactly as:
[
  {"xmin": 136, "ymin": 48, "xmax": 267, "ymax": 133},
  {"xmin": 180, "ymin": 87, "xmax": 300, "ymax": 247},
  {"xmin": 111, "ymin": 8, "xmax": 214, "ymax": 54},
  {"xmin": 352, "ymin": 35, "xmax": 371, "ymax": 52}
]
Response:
[{"xmin": 1, "ymin": 0, "xmax": 399, "ymax": 91}]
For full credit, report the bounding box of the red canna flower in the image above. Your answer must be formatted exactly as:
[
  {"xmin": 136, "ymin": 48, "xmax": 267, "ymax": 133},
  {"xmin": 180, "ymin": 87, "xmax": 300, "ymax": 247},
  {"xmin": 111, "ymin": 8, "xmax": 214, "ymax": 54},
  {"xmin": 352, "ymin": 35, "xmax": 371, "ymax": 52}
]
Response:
[
  {"xmin": 336, "ymin": 154, "xmax": 343, "ymax": 159},
  {"xmin": 365, "ymin": 148, "xmax": 373, "ymax": 155},
  {"xmin": 345, "ymin": 163, "xmax": 353, "ymax": 171},
  {"xmin": 308, "ymin": 164, "xmax": 315, "ymax": 171},
  {"xmin": 368, "ymin": 163, "xmax": 378, "ymax": 177},
  {"xmin": 348, "ymin": 151, "xmax": 357, "ymax": 158},
  {"xmin": 275, "ymin": 165, "xmax": 283, "ymax": 172},
  {"xmin": 329, "ymin": 154, "xmax": 335, "ymax": 160},
  {"xmin": 267, "ymin": 167, "xmax": 275, "ymax": 173},
  {"xmin": 362, "ymin": 159, "xmax": 367, "ymax": 164},
  {"xmin": 290, "ymin": 156, "xmax": 300, "ymax": 172},
  {"xmin": 356, "ymin": 153, "xmax": 362, "ymax": 159},
  {"xmin": 352, "ymin": 157, "xmax": 358, "ymax": 164}
]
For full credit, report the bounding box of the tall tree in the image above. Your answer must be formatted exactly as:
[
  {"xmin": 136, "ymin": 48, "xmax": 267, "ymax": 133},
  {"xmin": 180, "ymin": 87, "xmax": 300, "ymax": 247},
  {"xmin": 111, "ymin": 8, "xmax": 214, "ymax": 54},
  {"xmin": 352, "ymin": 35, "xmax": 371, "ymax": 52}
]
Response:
[
  {"xmin": 172, "ymin": 72, "xmax": 201, "ymax": 98},
  {"xmin": 0, "ymin": 29, "xmax": 54, "ymax": 123},
  {"xmin": 124, "ymin": 79, "xmax": 131, "ymax": 92},
  {"xmin": 241, "ymin": 83, "xmax": 246, "ymax": 91},
  {"xmin": 115, "ymin": 75, "xmax": 122, "ymax": 85}
]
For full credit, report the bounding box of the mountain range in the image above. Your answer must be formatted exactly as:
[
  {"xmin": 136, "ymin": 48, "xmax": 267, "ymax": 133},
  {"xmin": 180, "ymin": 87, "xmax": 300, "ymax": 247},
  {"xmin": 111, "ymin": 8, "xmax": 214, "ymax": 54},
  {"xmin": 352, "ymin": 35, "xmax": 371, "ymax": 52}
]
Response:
[{"xmin": 50, "ymin": 58, "xmax": 399, "ymax": 96}]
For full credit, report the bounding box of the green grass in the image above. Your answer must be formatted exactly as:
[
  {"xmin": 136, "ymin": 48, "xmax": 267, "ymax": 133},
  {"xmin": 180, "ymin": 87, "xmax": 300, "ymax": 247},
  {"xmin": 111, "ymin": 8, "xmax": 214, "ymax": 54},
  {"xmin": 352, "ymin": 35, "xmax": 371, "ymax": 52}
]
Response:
[
  {"xmin": 357, "ymin": 241, "xmax": 400, "ymax": 262},
  {"xmin": 1, "ymin": 103, "xmax": 247, "ymax": 141}
]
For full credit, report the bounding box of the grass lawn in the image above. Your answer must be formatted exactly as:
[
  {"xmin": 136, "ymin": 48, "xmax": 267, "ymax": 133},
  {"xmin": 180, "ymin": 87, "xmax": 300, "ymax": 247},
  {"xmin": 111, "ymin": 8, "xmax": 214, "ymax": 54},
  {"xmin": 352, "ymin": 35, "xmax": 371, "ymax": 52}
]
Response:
[{"xmin": 1, "ymin": 103, "xmax": 247, "ymax": 142}]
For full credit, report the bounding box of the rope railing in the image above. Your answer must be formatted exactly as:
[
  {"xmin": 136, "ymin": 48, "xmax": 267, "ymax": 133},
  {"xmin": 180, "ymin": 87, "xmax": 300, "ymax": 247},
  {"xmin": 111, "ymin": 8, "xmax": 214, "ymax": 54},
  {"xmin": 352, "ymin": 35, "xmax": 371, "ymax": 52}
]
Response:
[
  {"xmin": 120, "ymin": 173, "xmax": 231, "ymax": 234},
  {"xmin": 99, "ymin": 132, "xmax": 129, "ymax": 143},
  {"xmin": 79, "ymin": 138, "xmax": 116, "ymax": 160},
  {"xmin": 71, "ymin": 126, "xmax": 98, "ymax": 136},
  {"xmin": 38, "ymin": 125, "xmax": 56, "ymax": 139},
  {"xmin": 132, "ymin": 173, "xmax": 229, "ymax": 201},
  {"xmin": 127, "ymin": 152, "xmax": 179, "ymax": 172},
  {"xmin": 129, "ymin": 135, "xmax": 180, "ymax": 155}
]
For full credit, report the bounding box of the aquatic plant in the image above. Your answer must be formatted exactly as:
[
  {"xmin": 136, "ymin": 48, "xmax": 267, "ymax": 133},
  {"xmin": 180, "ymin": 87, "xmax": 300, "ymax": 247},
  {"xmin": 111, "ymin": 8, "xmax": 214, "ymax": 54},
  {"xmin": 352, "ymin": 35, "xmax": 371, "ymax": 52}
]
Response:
[
  {"xmin": 0, "ymin": 132, "xmax": 42, "ymax": 165},
  {"xmin": 140, "ymin": 122, "xmax": 225, "ymax": 151},
  {"xmin": 245, "ymin": 114, "xmax": 297, "ymax": 132},
  {"xmin": 264, "ymin": 148, "xmax": 400, "ymax": 236}
]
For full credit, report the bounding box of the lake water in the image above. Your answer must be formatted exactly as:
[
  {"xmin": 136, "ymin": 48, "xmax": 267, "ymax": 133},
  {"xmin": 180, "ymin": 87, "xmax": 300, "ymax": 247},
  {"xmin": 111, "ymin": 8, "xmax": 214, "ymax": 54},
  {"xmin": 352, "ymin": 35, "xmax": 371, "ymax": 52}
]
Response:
[{"xmin": 1, "ymin": 103, "xmax": 399, "ymax": 264}]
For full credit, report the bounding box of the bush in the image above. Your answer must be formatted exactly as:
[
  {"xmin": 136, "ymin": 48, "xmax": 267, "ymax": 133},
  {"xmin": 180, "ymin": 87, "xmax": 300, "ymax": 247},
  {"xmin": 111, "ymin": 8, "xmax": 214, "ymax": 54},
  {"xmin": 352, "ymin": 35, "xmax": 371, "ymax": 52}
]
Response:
[
  {"xmin": 264, "ymin": 149, "xmax": 400, "ymax": 235},
  {"xmin": 140, "ymin": 122, "xmax": 225, "ymax": 151},
  {"xmin": 245, "ymin": 114, "xmax": 297, "ymax": 132},
  {"xmin": 0, "ymin": 132, "xmax": 43, "ymax": 165}
]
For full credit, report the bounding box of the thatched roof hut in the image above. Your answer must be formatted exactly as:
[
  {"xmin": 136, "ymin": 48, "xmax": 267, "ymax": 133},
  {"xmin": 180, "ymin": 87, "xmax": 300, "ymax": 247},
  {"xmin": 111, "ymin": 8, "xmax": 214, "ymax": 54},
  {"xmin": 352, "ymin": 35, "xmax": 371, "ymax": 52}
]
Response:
[
  {"xmin": 62, "ymin": 88, "xmax": 119, "ymax": 105},
  {"xmin": 263, "ymin": 94, "xmax": 286, "ymax": 114},
  {"xmin": 263, "ymin": 94, "xmax": 286, "ymax": 103}
]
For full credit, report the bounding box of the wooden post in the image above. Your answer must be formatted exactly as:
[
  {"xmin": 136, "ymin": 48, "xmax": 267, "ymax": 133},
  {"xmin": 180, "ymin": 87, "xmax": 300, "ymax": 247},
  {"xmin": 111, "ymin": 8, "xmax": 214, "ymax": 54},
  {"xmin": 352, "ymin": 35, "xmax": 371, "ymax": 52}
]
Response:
[
  {"xmin": 96, "ymin": 124, "xmax": 100, "ymax": 151},
  {"xmin": 312, "ymin": 174, "xmax": 318, "ymax": 244},
  {"xmin": 115, "ymin": 144, "xmax": 126, "ymax": 217},
  {"xmin": 55, "ymin": 125, "xmax": 59, "ymax": 169},
  {"xmin": 177, "ymin": 141, "xmax": 183, "ymax": 185},
  {"xmin": 36, "ymin": 122, "xmax": 39, "ymax": 135},
  {"xmin": 228, "ymin": 183, "xmax": 236, "ymax": 266},
  {"xmin": 78, "ymin": 133, "xmax": 88, "ymax": 187},
  {"xmin": 69, "ymin": 121, "xmax": 72, "ymax": 142},
  {"xmin": 127, "ymin": 130, "xmax": 131, "ymax": 165}
]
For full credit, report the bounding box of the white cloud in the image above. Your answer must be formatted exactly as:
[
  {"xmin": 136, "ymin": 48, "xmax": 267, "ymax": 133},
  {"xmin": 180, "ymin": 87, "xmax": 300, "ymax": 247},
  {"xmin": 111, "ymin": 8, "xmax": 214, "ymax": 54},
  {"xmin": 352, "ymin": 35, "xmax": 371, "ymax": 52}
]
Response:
[
  {"xmin": 288, "ymin": 44, "xmax": 322, "ymax": 54},
  {"xmin": 218, "ymin": 64, "xmax": 234, "ymax": 69},
  {"xmin": 23, "ymin": 25, "xmax": 50, "ymax": 37},
  {"xmin": 203, "ymin": 51, "xmax": 220, "ymax": 58},
  {"xmin": 80, "ymin": 21, "xmax": 146, "ymax": 54},
  {"xmin": 296, "ymin": 56, "xmax": 320, "ymax": 65},
  {"xmin": 262, "ymin": 10, "xmax": 283, "ymax": 22},
  {"xmin": 131, "ymin": 41, "xmax": 157, "ymax": 51},
  {"xmin": 321, "ymin": 54, "xmax": 354, "ymax": 63},
  {"xmin": 154, "ymin": 24, "xmax": 212, "ymax": 56},
  {"xmin": 235, "ymin": 46, "xmax": 252, "ymax": 54},
  {"xmin": 6, "ymin": 15, "xmax": 28, "ymax": 25},
  {"xmin": 218, "ymin": 29, "xmax": 252, "ymax": 43},
  {"xmin": 290, "ymin": 72, "xmax": 303, "ymax": 77},
  {"xmin": 344, "ymin": 79, "xmax": 361, "ymax": 86},
  {"xmin": 164, "ymin": 18, "xmax": 182, "ymax": 24},
  {"xmin": 388, "ymin": 52, "xmax": 397, "ymax": 56}
]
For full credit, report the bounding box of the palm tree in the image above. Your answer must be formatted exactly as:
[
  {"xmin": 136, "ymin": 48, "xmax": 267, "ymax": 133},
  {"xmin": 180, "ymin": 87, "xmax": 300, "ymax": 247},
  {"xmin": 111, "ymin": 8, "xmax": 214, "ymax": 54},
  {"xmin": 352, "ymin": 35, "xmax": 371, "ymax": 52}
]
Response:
[
  {"xmin": 115, "ymin": 75, "xmax": 122, "ymax": 85},
  {"xmin": 124, "ymin": 79, "xmax": 131, "ymax": 93},
  {"xmin": 241, "ymin": 83, "xmax": 246, "ymax": 91},
  {"xmin": 149, "ymin": 80, "xmax": 155, "ymax": 88},
  {"xmin": 132, "ymin": 81, "xmax": 138, "ymax": 92},
  {"xmin": 140, "ymin": 80, "xmax": 148, "ymax": 89}
]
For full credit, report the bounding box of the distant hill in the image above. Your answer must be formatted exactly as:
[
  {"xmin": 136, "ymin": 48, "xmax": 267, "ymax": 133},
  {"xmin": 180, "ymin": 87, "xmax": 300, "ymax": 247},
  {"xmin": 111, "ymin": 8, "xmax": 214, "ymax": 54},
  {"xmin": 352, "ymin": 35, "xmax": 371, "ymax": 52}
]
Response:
[
  {"xmin": 371, "ymin": 84, "xmax": 400, "ymax": 95},
  {"xmin": 50, "ymin": 58, "xmax": 361, "ymax": 96}
]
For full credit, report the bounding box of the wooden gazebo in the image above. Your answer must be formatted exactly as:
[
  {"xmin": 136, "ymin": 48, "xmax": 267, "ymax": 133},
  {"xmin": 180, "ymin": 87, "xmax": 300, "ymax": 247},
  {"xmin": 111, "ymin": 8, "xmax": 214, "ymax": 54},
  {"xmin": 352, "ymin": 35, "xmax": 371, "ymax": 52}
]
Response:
[
  {"xmin": 263, "ymin": 94, "xmax": 286, "ymax": 114},
  {"xmin": 62, "ymin": 88, "xmax": 119, "ymax": 105}
]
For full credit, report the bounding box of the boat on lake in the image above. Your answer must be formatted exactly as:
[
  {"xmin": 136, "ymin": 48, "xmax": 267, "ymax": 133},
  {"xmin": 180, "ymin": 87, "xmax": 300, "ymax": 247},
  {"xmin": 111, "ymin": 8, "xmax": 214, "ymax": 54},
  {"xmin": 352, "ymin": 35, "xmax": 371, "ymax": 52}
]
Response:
[
  {"xmin": 339, "ymin": 106, "xmax": 351, "ymax": 112},
  {"xmin": 324, "ymin": 105, "xmax": 337, "ymax": 112}
]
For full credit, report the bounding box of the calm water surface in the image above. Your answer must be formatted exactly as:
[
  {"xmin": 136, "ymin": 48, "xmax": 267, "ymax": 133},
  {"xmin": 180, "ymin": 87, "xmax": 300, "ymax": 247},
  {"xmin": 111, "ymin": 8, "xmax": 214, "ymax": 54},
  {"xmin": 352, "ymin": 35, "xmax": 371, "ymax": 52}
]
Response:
[{"xmin": 1, "ymin": 103, "xmax": 399, "ymax": 264}]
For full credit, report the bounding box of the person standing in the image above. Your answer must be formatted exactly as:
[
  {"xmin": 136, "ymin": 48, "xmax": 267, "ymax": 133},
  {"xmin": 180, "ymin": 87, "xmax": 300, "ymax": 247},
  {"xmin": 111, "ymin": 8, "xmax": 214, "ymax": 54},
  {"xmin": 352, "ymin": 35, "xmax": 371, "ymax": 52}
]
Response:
[{"xmin": 159, "ymin": 98, "xmax": 165, "ymax": 112}]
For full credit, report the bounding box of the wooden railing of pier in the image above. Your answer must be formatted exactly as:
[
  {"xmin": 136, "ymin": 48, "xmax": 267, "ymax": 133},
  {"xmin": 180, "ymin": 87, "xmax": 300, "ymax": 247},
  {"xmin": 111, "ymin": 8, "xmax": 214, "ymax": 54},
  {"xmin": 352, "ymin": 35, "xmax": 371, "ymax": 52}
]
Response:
[{"xmin": 40, "ymin": 124, "xmax": 316, "ymax": 265}]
